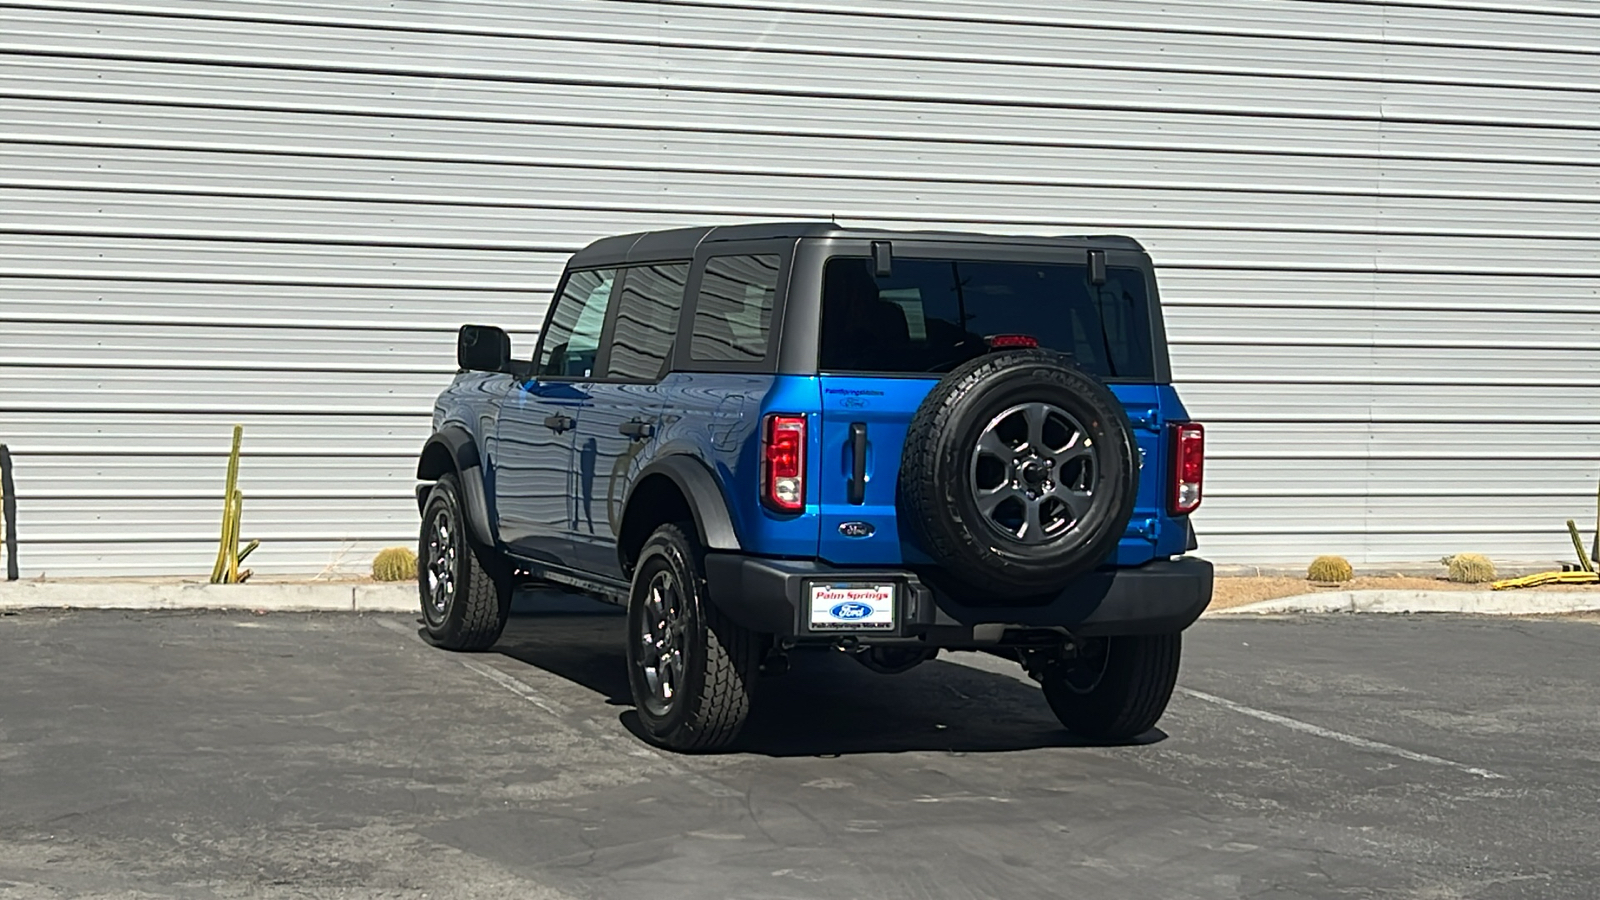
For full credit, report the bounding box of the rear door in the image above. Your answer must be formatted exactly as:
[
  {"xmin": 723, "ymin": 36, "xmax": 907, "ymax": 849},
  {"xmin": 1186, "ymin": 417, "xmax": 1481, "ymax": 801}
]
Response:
[
  {"xmin": 564, "ymin": 262, "xmax": 690, "ymax": 579},
  {"xmin": 814, "ymin": 247, "xmax": 1167, "ymax": 567}
]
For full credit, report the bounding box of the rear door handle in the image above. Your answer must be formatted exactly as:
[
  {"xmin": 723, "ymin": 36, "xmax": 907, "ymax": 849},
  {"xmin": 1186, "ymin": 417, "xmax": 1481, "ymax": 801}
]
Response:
[
  {"xmin": 848, "ymin": 422, "xmax": 868, "ymax": 505},
  {"xmin": 543, "ymin": 413, "xmax": 574, "ymax": 433},
  {"xmin": 618, "ymin": 419, "xmax": 656, "ymax": 441}
]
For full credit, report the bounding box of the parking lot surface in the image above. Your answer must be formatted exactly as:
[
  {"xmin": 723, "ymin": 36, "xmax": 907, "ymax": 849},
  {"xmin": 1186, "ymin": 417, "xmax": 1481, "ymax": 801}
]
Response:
[{"xmin": 2, "ymin": 606, "xmax": 1597, "ymax": 899}]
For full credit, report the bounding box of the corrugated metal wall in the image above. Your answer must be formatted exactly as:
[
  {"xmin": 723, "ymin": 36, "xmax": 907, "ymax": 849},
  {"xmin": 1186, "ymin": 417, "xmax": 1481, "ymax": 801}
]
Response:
[{"xmin": 2, "ymin": 0, "xmax": 1597, "ymax": 575}]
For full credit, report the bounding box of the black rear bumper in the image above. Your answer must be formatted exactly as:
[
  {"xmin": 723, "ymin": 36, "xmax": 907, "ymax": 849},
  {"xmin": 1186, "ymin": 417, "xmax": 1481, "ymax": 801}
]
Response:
[{"xmin": 701, "ymin": 554, "xmax": 1213, "ymax": 646}]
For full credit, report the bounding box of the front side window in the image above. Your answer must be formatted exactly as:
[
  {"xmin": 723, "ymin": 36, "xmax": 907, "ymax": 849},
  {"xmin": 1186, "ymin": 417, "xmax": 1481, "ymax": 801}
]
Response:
[
  {"xmin": 819, "ymin": 257, "xmax": 1154, "ymax": 378},
  {"xmin": 537, "ymin": 268, "xmax": 615, "ymax": 378},
  {"xmin": 605, "ymin": 263, "xmax": 689, "ymax": 381},
  {"xmin": 690, "ymin": 254, "xmax": 781, "ymax": 363}
]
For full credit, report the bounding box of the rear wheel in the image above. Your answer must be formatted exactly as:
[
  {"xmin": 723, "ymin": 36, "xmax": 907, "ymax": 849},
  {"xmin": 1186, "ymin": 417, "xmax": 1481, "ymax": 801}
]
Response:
[
  {"xmin": 1040, "ymin": 634, "xmax": 1181, "ymax": 741},
  {"xmin": 626, "ymin": 524, "xmax": 761, "ymax": 752},
  {"xmin": 417, "ymin": 472, "xmax": 512, "ymax": 651}
]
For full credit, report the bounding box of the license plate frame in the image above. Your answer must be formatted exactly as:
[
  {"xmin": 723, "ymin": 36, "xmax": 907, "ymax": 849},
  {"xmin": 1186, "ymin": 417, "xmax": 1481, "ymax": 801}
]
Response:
[{"xmin": 806, "ymin": 582, "xmax": 897, "ymax": 631}]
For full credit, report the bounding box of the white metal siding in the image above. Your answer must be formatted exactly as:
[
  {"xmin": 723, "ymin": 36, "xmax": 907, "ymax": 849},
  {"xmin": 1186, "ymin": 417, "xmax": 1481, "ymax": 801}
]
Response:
[{"xmin": 1, "ymin": 0, "xmax": 1597, "ymax": 574}]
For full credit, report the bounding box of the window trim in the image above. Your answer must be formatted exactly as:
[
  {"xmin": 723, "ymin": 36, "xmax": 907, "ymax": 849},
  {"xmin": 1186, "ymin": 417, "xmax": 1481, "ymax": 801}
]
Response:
[
  {"xmin": 531, "ymin": 265, "xmax": 620, "ymax": 382},
  {"xmin": 672, "ymin": 241, "xmax": 795, "ymax": 375},
  {"xmin": 594, "ymin": 260, "xmax": 692, "ymax": 385}
]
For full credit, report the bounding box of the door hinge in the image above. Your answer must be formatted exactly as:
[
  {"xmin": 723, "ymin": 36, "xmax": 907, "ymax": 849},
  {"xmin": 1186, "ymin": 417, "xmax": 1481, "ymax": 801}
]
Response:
[
  {"xmin": 1124, "ymin": 517, "xmax": 1161, "ymax": 543},
  {"xmin": 1126, "ymin": 408, "xmax": 1162, "ymax": 432}
]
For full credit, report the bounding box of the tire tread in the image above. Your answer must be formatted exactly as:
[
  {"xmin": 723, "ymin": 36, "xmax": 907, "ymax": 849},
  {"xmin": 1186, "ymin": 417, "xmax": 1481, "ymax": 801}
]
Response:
[
  {"xmin": 419, "ymin": 473, "xmax": 511, "ymax": 652},
  {"xmin": 1044, "ymin": 634, "xmax": 1181, "ymax": 741},
  {"xmin": 630, "ymin": 524, "xmax": 760, "ymax": 752}
]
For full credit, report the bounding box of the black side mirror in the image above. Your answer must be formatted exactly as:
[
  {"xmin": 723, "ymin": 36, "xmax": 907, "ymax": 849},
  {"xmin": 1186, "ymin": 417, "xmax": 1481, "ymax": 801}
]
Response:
[{"xmin": 457, "ymin": 324, "xmax": 511, "ymax": 373}]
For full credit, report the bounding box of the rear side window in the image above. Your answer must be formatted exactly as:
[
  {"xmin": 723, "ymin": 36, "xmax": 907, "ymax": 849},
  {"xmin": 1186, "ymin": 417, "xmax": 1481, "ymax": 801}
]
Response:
[
  {"xmin": 538, "ymin": 268, "xmax": 616, "ymax": 378},
  {"xmin": 819, "ymin": 257, "xmax": 1154, "ymax": 378},
  {"xmin": 605, "ymin": 262, "xmax": 689, "ymax": 381},
  {"xmin": 690, "ymin": 254, "xmax": 781, "ymax": 362}
]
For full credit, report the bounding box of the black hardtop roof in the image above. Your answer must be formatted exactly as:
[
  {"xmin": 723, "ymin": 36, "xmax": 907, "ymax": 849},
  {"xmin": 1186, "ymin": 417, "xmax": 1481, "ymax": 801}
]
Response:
[{"xmin": 566, "ymin": 221, "xmax": 1146, "ymax": 268}]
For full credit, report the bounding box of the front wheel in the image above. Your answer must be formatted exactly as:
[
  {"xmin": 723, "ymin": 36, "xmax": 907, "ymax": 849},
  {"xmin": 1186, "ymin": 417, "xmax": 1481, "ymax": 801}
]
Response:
[
  {"xmin": 417, "ymin": 472, "xmax": 512, "ymax": 651},
  {"xmin": 1040, "ymin": 634, "xmax": 1181, "ymax": 741},
  {"xmin": 626, "ymin": 524, "xmax": 760, "ymax": 752}
]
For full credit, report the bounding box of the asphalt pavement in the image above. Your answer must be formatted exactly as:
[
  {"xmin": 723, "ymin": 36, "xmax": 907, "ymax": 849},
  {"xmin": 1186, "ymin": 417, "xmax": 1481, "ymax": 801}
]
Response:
[{"xmin": 1, "ymin": 605, "xmax": 1597, "ymax": 899}]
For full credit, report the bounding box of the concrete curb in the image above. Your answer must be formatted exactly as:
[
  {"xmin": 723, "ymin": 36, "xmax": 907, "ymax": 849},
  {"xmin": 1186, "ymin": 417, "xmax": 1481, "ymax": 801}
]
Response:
[
  {"xmin": 0, "ymin": 581, "xmax": 416, "ymax": 612},
  {"xmin": 1212, "ymin": 561, "xmax": 1567, "ymax": 578},
  {"xmin": 1212, "ymin": 589, "xmax": 1600, "ymax": 617},
  {"xmin": 7, "ymin": 581, "xmax": 1596, "ymax": 619}
]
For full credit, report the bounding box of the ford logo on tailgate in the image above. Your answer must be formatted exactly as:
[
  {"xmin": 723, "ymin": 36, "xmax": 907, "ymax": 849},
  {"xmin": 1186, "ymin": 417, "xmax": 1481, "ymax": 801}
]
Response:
[
  {"xmin": 838, "ymin": 521, "xmax": 875, "ymax": 538},
  {"xmin": 830, "ymin": 602, "xmax": 874, "ymax": 620}
]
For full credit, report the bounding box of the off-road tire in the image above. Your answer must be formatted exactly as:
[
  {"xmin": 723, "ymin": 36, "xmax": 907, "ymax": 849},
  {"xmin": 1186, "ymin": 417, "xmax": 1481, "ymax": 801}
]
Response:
[
  {"xmin": 417, "ymin": 472, "xmax": 512, "ymax": 651},
  {"xmin": 1041, "ymin": 634, "xmax": 1181, "ymax": 741},
  {"xmin": 626, "ymin": 524, "xmax": 761, "ymax": 752},
  {"xmin": 900, "ymin": 349, "xmax": 1139, "ymax": 595}
]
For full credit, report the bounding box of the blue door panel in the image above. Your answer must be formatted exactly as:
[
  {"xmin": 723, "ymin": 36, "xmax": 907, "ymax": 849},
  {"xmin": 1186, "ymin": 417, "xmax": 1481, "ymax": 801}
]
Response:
[
  {"xmin": 816, "ymin": 376, "xmax": 937, "ymax": 565},
  {"xmin": 492, "ymin": 379, "xmax": 587, "ymax": 564},
  {"xmin": 809, "ymin": 378, "xmax": 1173, "ymax": 569},
  {"xmin": 566, "ymin": 381, "xmax": 662, "ymax": 579},
  {"xmin": 1107, "ymin": 383, "xmax": 1166, "ymax": 567}
]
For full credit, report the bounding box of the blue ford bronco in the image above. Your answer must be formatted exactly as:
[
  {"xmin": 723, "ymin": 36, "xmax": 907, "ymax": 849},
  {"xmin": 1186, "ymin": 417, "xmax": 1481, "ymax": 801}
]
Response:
[{"xmin": 416, "ymin": 222, "xmax": 1211, "ymax": 751}]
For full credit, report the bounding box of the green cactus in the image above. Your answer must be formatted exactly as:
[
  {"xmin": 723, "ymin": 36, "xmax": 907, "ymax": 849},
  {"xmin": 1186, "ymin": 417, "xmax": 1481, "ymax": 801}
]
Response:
[
  {"xmin": 210, "ymin": 426, "xmax": 251, "ymax": 584},
  {"xmin": 372, "ymin": 547, "xmax": 418, "ymax": 582},
  {"xmin": 1444, "ymin": 553, "xmax": 1496, "ymax": 584},
  {"xmin": 1307, "ymin": 555, "xmax": 1353, "ymax": 583}
]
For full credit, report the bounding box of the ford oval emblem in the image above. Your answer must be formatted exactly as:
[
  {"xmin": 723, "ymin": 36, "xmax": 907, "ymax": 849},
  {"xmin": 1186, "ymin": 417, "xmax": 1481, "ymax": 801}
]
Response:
[
  {"xmin": 830, "ymin": 602, "xmax": 874, "ymax": 620},
  {"xmin": 838, "ymin": 521, "xmax": 875, "ymax": 538}
]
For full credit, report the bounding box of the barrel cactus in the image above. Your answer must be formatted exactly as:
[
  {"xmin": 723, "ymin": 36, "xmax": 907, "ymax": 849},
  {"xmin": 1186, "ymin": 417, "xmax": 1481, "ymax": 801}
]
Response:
[
  {"xmin": 372, "ymin": 547, "xmax": 418, "ymax": 582},
  {"xmin": 1307, "ymin": 555, "xmax": 1353, "ymax": 583},
  {"xmin": 1444, "ymin": 553, "xmax": 1496, "ymax": 584}
]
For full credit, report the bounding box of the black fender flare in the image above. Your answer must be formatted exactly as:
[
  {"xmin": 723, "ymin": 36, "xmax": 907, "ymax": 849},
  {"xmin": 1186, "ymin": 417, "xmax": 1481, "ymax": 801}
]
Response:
[
  {"xmin": 625, "ymin": 455, "xmax": 742, "ymax": 552},
  {"xmin": 416, "ymin": 426, "xmax": 498, "ymax": 548}
]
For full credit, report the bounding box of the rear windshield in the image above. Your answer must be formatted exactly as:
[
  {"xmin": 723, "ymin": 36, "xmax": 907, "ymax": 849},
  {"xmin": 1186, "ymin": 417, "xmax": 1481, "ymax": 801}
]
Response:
[{"xmin": 819, "ymin": 256, "xmax": 1155, "ymax": 378}]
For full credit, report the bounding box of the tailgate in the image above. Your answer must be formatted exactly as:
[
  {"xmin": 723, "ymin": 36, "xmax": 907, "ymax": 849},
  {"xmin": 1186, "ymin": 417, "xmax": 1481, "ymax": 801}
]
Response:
[{"xmin": 816, "ymin": 375, "xmax": 938, "ymax": 565}]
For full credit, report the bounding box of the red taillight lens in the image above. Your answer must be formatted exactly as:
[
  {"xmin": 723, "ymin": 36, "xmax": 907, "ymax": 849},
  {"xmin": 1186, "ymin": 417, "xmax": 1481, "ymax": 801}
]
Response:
[
  {"xmin": 987, "ymin": 334, "xmax": 1040, "ymax": 349},
  {"xmin": 762, "ymin": 414, "xmax": 807, "ymax": 512},
  {"xmin": 1170, "ymin": 423, "xmax": 1204, "ymax": 515}
]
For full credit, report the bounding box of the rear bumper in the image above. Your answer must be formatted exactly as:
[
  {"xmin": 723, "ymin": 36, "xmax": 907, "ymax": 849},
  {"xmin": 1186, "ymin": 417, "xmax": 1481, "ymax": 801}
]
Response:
[{"xmin": 701, "ymin": 554, "xmax": 1213, "ymax": 646}]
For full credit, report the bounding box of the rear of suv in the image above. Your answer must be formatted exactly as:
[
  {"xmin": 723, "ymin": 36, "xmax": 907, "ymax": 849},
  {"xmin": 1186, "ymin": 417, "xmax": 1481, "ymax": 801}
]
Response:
[{"xmin": 417, "ymin": 222, "xmax": 1212, "ymax": 751}]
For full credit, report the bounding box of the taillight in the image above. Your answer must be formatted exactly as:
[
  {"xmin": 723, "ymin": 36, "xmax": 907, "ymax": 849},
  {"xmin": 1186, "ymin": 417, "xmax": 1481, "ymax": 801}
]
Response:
[
  {"xmin": 761, "ymin": 413, "xmax": 807, "ymax": 512},
  {"xmin": 1170, "ymin": 423, "xmax": 1204, "ymax": 515}
]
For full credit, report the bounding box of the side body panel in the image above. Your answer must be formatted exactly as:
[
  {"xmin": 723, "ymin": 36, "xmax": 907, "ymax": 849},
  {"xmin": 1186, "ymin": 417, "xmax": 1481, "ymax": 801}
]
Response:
[{"xmin": 565, "ymin": 380, "xmax": 664, "ymax": 578}]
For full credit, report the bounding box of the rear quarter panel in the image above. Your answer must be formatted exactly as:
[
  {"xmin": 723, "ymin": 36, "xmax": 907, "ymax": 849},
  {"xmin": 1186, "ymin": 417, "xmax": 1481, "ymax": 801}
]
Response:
[{"xmin": 654, "ymin": 373, "xmax": 821, "ymax": 558}]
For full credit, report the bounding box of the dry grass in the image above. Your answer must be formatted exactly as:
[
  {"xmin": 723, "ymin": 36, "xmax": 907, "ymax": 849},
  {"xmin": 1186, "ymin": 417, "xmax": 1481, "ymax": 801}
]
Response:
[{"xmin": 1210, "ymin": 575, "xmax": 1599, "ymax": 611}]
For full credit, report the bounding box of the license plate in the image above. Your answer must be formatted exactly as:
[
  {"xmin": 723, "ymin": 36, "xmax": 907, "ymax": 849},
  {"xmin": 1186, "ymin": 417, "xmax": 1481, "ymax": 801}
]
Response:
[{"xmin": 808, "ymin": 583, "xmax": 896, "ymax": 630}]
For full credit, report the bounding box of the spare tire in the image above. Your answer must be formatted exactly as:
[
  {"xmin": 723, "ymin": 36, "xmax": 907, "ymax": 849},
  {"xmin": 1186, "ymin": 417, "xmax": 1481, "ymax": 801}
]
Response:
[{"xmin": 899, "ymin": 349, "xmax": 1139, "ymax": 595}]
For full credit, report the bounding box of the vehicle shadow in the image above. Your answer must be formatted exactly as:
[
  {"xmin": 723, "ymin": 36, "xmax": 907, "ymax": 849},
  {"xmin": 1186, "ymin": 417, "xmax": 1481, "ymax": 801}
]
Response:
[{"xmin": 492, "ymin": 592, "xmax": 1165, "ymax": 757}]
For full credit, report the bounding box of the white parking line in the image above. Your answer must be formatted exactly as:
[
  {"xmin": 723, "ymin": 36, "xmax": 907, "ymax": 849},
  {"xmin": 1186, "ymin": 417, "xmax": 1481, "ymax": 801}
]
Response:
[
  {"xmin": 367, "ymin": 615, "xmax": 743, "ymax": 797},
  {"xmin": 369, "ymin": 617, "xmax": 575, "ymax": 718},
  {"xmin": 458, "ymin": 658, "xmax": 744, "ymax": 799},
  {"xmin": 941, "ymin": 651, "xmax": 1505, "ymax": 780},
  {"xmin": 1176, "ymin": 687, "xmax": 1505, "ymax": 780},
  {"xmin": 459, "ymin": 658, "xmax": 569, "ymax": 718}
]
